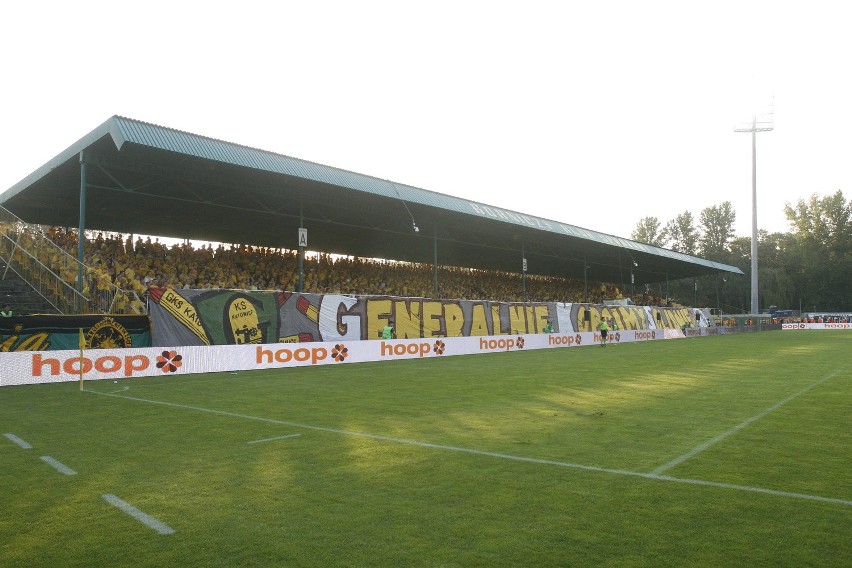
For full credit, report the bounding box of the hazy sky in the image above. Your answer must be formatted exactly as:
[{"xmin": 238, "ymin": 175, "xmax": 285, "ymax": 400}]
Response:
[{"xmin": 2, "ymin": 1, "xmax": 850, "ymax": 241}]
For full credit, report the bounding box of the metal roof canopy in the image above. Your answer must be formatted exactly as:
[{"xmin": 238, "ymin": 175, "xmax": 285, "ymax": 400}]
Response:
[{"xmin": 0, "ymin": 116, "xmax": 743, "ymax": 291}]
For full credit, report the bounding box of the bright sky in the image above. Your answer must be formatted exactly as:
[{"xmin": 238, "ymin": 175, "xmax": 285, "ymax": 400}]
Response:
[{"xmin": 2, "ymin": 1, "xmax": 850, "ymax": 241}]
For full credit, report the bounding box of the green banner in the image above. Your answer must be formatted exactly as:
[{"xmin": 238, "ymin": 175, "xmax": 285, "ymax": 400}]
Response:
[{"xmin": 0, "ymin": 315, "xmax": 151, "ymax": 352}]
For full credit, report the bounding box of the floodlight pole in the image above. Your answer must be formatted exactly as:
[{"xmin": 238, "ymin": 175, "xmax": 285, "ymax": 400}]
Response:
[
  {"xmin": 735, "ymin": 114, "xmax": 774, "ymax": 315},
  {"xmin": 750, "ymin": 122, "xmax": 757, "ymax": 315}
]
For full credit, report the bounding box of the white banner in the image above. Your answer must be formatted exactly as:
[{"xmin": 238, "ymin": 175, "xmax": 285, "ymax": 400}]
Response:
[
  {"xmin": 1, "ymin": 327, "xmax": 677, "ymax": 387},
  {"xmin": 782, "ymin": 322, "xmax": 852, "ymax": 330}
]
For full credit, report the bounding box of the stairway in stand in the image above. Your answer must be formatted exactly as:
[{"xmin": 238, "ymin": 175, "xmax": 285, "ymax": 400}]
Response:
[{"xmin": 0, "ymin": 262, "xmax": 61, "ymax": 315}]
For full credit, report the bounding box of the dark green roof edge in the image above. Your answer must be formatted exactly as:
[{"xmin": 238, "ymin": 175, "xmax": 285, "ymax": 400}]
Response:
[{"xmin": 2, "ymin": 115, "xmax": 744, "ymax": 276}]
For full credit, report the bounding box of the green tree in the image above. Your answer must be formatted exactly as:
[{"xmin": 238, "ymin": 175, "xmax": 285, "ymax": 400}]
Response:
[
  {"xmin": 693, "ymin": 202, "xmax": 738, "ymax": 312},
  {"xmin": 724, "ymin": 236, "xmax": 753, "ymax": 313},
  {"xmin": 664, "ymin": 211, "xmax": 698, "ymax": 254},
  {"xmin": 658, "ymin": 212, "xmax": 700, "ymax": 306},
  {"xmin": 757, "ymin": 231, "xmax": 797, "ymax": 310},
  {"xmin": 784, "ymin": 190, "xmax": 851, "ymax": 310},
  {"xmin": 698, "ymin": 202, "xmax": 736, "ymax": 260},
  {"xmin": 784, "ymin": 190, "xmax": 850, "ymax": 250},
  {"xmin": 631, "ymin": 216, "xmax": 666, "ymax": 246}
]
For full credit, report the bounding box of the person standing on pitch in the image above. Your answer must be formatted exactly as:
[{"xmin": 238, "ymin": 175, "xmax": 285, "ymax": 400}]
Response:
[
  {"xmin": 597, "ymin": 317, "xmax": 609, "ymax": 347},
  {"xmin": 381, "ymin": 319, "xmax": 396, "ymax": 339}
]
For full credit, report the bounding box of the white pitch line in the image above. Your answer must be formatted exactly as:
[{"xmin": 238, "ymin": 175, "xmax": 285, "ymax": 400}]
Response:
[
  {"xmin": 247, "ymin": 433, "xmax": 302, "ymax": 444},
  {"xmin": 102, "ymin": 494, "xmax": 175, "ymax": 535},
  {"xmin": 4, "ymin": 433, "xmax": 32, "ymax": 449},
  {"xmin": 648, "ymin": 474, "xmax": 852, "ymax": 507},
  {"xmin": 84, "ymin": 388, "xmax": 852, "ymax": 507},
  {"xmin": 651, "ymin": 369, "xmax": 842, "ymax": 476},
  {"xmin": 40, "ymin": 456, "xmax": 77, "ymax": 476}
]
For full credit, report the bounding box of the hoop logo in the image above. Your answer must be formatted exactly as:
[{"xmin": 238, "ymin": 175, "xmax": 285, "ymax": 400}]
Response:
[
  {"xmin": 633, "ymin": 331, "xmax": 656, "ymax": 341},
  {"xmin": 256, "ymin": 345, "xmax": 331, "ymax": 365},
  {"xmin": 332, "ymin": 344, "xmax": 349, "ymax": 362},
  {"xmin": 32, "ymin": 353, "xmax": 151, "ymax": 378},
  {"xmin": 156, "ymin": 350, "xmax": 183, "ymax": 373},
  {"xmin": 548, "ymin": 334, "xmax": 583, "ymax": 346},
  {"xmin": 380, "ymin": 341, "xmax": 436, "ymax": 358},
  {"xmin": 479, "ymin": 337, "xmax": 523, "ymax": 351}
]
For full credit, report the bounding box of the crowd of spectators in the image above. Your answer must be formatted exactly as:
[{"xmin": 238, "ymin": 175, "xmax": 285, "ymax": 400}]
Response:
[{"xmin": 40, "ymin": 228, "xmax": 668, "ymax": 308}]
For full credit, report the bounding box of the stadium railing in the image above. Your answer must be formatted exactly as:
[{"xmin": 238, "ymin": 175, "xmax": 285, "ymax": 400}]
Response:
[{"xmin": 0, "ymin": 207, "xmax": 145, "ymax": 315}]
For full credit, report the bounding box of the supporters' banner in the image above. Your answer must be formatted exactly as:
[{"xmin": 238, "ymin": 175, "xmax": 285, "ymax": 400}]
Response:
[
  {"xmin": 147, "ymin": 287, "xmax": 703, "ymax": 347},
  {"xmin": 148, "ymin": 288, "xmax": 559, "ymax": 346},
  {"xmin": 555, "ymin": 302, "xmax": 693, "ymax": 333},
  {"xmin": 146, "ymin": 287, "xmax": 281, "ymax": 346},
  {"xmin": 0, "ymin": 315, "xmax": 151, "ymax": 352}
]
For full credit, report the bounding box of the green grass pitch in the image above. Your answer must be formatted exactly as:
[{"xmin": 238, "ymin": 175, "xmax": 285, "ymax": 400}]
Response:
[{"xmin": 2, "ymin": 331, "xmax": 850, "ymax": 567}]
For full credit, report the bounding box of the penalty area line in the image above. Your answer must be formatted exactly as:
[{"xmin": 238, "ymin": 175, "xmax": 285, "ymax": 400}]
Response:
[
  {"xmin": 83, "ymin": 388, "xmax": 852, "ymax": 508},
  {"xmin": 247, "ymin": 433, "xmax": 302, "ymax": 444},
  {"xmin": 651, "ymin": 369, "xmax": 843, "ymax": 476},
  {"xmin": 4, "ymin": 433, "xmax": 33, "ymax": 449},
  {"xmin": 648, "ymin": 474, "xmax": 852, "ymax": 507},
  {"xmin": 40, "ymin": 456, "xmax": 77, "ymax": 476},
  {"xmin": 102, "ymin": 494, "xmax": 175, "ymax": 535}
]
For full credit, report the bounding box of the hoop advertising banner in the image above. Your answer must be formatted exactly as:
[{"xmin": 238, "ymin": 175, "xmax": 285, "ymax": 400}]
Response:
[{"xmin": 2, "ymin": 327, "xmax": 677, "ymax": 387}]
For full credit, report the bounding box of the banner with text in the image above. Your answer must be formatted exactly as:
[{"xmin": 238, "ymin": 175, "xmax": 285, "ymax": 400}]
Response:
[{"xmin": 147, "ymin": 287, "xmax": 699, "ymax": 347}]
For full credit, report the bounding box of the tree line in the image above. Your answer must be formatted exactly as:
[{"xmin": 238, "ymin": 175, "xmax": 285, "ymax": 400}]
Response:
[{"xmin": 631, "ymin": 190, "xmax": 851, "ymax": 313}]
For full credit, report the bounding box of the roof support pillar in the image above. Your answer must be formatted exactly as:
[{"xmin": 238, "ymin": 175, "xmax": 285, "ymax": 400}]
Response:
[
  {"xmin": 77, "ymin": 151, "xmax": 88, "ymax": 311},
  {"xmin": 298, "ymin": 201, "xmax": 304, "ymax": 293},
  {"xmin": 433, "ymin": 228, "xmax": 439, "ymax": 298}
]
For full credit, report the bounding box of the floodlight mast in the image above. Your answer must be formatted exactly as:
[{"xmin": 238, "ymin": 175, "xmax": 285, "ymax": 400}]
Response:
[{"xmin": 734, "ymin": 109, "xmax": 774, "ymax": 315}]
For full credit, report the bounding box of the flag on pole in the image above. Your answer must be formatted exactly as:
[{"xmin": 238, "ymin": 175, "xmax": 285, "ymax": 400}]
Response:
[{"xmin": 79, "ymin": 328, "xmax": 85, "ymax": 391}]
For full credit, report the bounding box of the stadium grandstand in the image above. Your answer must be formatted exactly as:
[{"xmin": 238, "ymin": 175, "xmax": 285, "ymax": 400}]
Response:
[{"xmin": 0, "ymin": 115, "xmax": 742, "ymax": 321}]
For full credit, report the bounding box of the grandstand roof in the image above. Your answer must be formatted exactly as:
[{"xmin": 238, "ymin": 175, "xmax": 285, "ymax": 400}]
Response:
[{"xmin": 0, "ymin": 116, "xmax": 743, "ymax": 288}]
